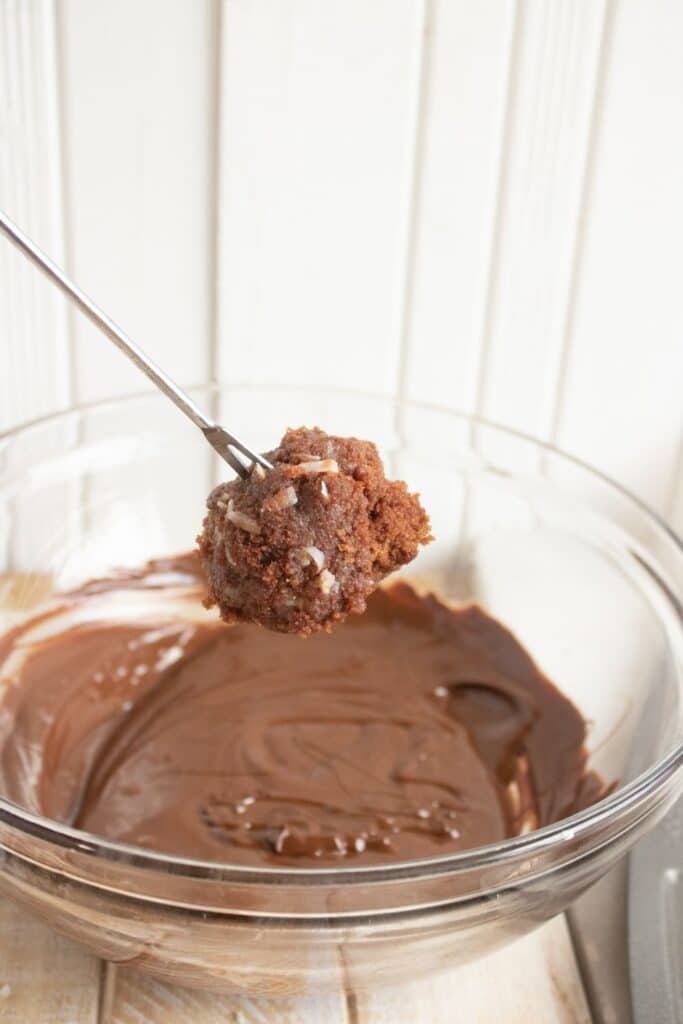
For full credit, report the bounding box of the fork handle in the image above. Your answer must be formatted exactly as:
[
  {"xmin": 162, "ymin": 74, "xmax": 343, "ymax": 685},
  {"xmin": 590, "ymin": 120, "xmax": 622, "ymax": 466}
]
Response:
[
  {"xmin": 0, "ymin": 209, "xmax": 213, "ymax": 430},
  {"xmin": 0, "ymin": 209, "xmax": 271, "ymax": 478}
]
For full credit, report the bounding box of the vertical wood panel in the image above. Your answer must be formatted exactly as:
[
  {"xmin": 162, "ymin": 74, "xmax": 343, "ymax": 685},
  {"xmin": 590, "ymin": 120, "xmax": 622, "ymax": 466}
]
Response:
[
  {"xmin": 57, "ymin": 0, "xmax": 218, "ymax": 403},
  {"xmin": 390, "ymin": 0, "xmax": 428, "ymax": 429},
  {"xmin": 216, "ymin": 0, "xmax": 423, "ymax": 393},
  {"xmin": 554, "ymin": 0, "xmax": 683, "ymax": 519},
  {"xmin": 403, "ymin": 0, "xmax": 518, "ymax": 414},
  {"xmin": 474, "ymin": 0, "xmax": 608, "ymax": 440},
  {"xmin": 2, "ymin": 0, "xmax": 681, "ymax": 530},
  {"xmin": 0, "ymin": 0, "xmax": 70, "ymax": 429}
]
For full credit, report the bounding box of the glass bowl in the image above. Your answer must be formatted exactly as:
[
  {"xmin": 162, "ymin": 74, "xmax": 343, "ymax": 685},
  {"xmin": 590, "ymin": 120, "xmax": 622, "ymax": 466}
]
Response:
[{"xmin": 0, "ymin": 386, "xmax": 681, "ymax": 995}]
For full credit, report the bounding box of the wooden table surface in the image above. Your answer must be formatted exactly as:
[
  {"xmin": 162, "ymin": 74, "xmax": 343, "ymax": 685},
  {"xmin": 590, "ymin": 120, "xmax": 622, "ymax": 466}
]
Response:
[{"xmin": 0, "ymin": 899, "xmax": 593, "ymax": 1023}]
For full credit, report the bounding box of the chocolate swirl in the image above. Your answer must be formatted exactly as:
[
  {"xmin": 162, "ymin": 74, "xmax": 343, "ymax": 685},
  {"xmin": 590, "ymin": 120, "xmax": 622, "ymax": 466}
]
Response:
[{"xmin": 0, "ymin": 557, "xmax": 605, "ymax": 865}]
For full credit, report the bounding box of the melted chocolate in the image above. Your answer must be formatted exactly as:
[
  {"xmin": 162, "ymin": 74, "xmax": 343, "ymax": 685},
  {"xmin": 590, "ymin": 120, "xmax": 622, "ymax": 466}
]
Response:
[{"xmin": 0, "ymin": 556, "xmax": 604, "ymax": 865}]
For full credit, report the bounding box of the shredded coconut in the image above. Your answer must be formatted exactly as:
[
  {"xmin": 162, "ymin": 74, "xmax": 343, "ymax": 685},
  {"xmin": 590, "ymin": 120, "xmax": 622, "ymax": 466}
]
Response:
[
  {"xmin": 303, "ymin": 545, "xmax": 326, "ymax": 572},
  {"xmin": 226, "ymin": 499, "xmax": 260, "ymax": 534},
  {"xmin": 264, "ymin": 485, "xmax": 298, "ymax": 512},
  {"xmin": 295, "ymin": 459, "xmax": 339, "ymax": 476},
  {"xmin": 318, "ymin": 569, "xmax": 336, "ymax": 594}
]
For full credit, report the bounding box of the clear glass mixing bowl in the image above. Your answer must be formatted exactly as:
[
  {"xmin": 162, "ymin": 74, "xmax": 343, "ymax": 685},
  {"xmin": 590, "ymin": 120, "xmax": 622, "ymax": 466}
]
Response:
[{"xmin": 0, "ymin": 386, "xmax": 681, "ymax": 995}]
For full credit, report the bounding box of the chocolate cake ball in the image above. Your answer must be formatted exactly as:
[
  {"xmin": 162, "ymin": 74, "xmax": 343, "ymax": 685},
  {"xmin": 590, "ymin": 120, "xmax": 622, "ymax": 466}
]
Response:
[{"xmin": 197, "ymin": 427, "xmax": 432, "ymax": 635}]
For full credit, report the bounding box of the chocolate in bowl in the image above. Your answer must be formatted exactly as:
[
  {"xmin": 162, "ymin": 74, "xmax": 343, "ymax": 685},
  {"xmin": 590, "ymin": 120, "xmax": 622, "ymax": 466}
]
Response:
[
  {"xmin": 0, "ymin": 555, "xmax": 607, "ymax": 868},
  {"xmin": 0, "ymin": 387, "xmax": 680, "ymax": 994}
]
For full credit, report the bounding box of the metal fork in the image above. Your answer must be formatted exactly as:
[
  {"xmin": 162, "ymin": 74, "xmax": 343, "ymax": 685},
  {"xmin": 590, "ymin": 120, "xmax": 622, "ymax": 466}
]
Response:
[{"xmin": 0, "ymin": 209, "xmax": 272, "ymax": 480}]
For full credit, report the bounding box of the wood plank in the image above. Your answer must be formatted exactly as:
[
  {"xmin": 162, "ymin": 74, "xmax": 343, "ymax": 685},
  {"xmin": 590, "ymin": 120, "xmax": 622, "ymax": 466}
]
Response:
[
  {"xmin": 472, "ymin": 0, "xmax": 608, "ymax": 443},
  {"xmin": 0, "ymin": 898, "xmax": 101, "ymax": 1023},
  {"xmin": 107, "ymin": 963, "xmax": 348, "ymax": 1024},
  {"xmin": 0, "ymin": 918, "xmax": 596, "ymax": 1024},
  {"xmin": 0, "ymin": 0, "xmax": 71, "ymax": 430},
  {"xmin": 352, "ymin": 916, "xmax": 592, "ymax": 1024},
  {"xmin": 554, "ymin": 0, "xmax": 683, "ymax": 519},
  {"xmin": 103, "ymin": 916, "xmax": 591, "ymax": 1024},
  {"xmin": 56, "ymin": 0, "xmax": 217, "ymax": 403},
  {"xmin": 570, "ymin": 862, "xmax": 633, "ymax": 1024},
  {"xmin": 216, "ymin": 0, "xmax": 420, "ymax": 394},
  {"xmin": 402, "ymin": 0, "xmax": 517, "ymax": 413}
]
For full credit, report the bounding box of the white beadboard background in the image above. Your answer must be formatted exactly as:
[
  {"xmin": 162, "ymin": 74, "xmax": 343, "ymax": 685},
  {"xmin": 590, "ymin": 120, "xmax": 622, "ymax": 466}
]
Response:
[{"xmin": 1, "ymin": 0, "xmax": 681, "ymax": 531}]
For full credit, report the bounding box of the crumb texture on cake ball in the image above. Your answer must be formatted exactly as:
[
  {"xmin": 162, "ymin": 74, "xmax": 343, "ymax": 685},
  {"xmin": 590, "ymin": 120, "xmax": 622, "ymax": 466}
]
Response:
[{"xmin": 197, "ymin": 426, "xmax": 432, "ymax": 635}]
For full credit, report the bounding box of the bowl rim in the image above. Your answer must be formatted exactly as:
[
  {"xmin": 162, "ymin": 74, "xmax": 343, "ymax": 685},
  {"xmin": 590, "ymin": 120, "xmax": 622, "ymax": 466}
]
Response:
[{"xmin": 0, "ymin": 383, "xmax": 681, "ymax": 888}]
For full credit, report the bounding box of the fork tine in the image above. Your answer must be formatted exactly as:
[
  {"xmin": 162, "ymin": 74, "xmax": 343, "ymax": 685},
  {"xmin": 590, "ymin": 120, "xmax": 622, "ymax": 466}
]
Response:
[{"xmin": 203, "ymin": 426, "xmax": 273, "ymax": 479}]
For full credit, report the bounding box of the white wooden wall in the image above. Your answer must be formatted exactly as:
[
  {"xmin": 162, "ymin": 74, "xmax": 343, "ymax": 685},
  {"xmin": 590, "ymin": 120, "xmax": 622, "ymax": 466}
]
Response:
[{"xmin": 1, "ymin": 0, "xmax": 681, "ymax": 531}]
